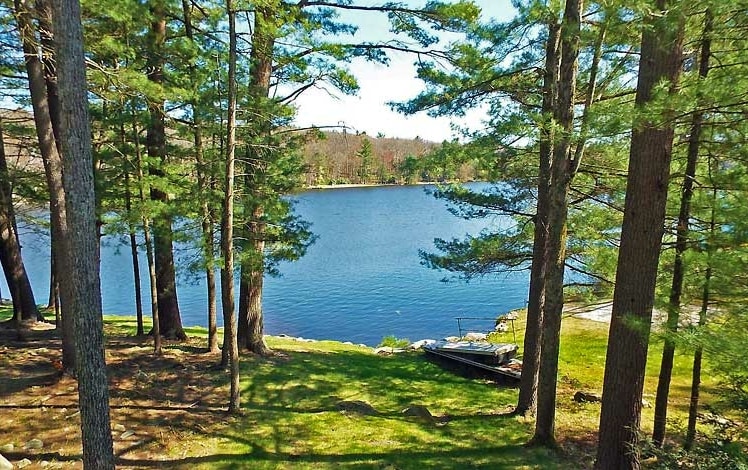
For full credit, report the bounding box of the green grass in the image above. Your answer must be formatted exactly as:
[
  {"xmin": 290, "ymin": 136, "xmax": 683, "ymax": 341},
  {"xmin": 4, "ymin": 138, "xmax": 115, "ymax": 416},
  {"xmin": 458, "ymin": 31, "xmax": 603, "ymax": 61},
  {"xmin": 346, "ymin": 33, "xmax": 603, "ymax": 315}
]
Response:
[
  {"xmin": 102, "ymin": 315, "xmax": 567, "ymax": 469},
  {"xmin": 8, "ymin": 308, "xmax": 721, "ymax": 468},
  {"xmin": 0, "ymin": 305, "xmax": 12, "ymax": 321},
  {"xmin": 490, "ymin": 313, "xmax": 721, "ymax": 441},
  {"xmin": 223, "ymin": 345, "xmax": 553, "ymax": 469}
]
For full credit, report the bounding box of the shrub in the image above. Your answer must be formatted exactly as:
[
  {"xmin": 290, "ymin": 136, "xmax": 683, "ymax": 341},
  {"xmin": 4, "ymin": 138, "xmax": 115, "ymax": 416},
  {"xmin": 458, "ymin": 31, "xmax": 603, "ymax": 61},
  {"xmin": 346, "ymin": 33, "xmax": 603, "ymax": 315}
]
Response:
[
  {"xmin": 639, "ymin": 416, "xmax": 748, "ymax": 470},
  {"xmin": 378, "ymin": 335, "xmax": 410, "ymax": 348}
]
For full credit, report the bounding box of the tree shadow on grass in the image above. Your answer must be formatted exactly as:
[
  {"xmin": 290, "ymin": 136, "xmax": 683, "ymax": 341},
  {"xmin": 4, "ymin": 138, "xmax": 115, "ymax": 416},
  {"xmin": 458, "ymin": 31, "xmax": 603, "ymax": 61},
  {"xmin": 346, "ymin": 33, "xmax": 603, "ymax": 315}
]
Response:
[
  {"xmin": 115, "ymin": 443, "xmax": 542, "ymax": 470},
  {"xmin": 0, "ymin": 369, "xmax": 61, "ymax": 396},
  {"xmin": 240, "ymin": 348, "xmax": 515, "ymax": 414},
  {"xmin": 1, "ymin": 332, "xmax": 551, "ymax": 469},
  {"xmin": 113, "ymin": 347, "xmax": 546, "ymax": 469}
]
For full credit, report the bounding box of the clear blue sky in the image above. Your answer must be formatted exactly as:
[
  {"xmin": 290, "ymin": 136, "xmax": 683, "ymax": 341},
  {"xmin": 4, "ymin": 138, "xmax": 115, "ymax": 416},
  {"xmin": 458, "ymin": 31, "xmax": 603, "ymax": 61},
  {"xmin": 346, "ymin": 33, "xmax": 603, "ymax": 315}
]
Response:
[{"xmin": 290, "ymin": 0, "xmax": 516, "ymax": 142}]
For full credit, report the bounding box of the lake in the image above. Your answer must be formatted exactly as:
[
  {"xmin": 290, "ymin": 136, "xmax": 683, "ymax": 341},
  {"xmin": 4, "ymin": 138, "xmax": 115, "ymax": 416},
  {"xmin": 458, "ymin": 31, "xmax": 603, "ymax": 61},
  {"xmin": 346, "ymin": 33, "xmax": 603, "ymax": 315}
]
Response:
[{"xmin": 7, "ymin": 184, "xmax": 530, "ymax": 345}]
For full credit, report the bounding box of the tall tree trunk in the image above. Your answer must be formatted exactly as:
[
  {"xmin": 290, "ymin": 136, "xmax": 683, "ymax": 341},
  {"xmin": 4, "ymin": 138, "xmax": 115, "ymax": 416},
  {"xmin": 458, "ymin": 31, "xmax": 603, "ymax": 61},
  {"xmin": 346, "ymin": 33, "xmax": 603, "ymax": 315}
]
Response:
[
  {"xmin": 51, "ymin": 0, "xmax": 115, "ymax": 465},
  {"xmin": 685, "ymin": 185, "xmax": 715, "ymax": 450},
  {"xmin": 221, "ymin": 0, "xmax": 240, "ymax": 413},
  {"xmin": 245, "ymin": 240, "xmax": 267, "ymax": 353},
  {"xmin": 532, "ymin": 0, "xmax": 581, "ymax": 447},
  {"xmin": 237, "ymin": 2, "xmax": 276, "ymax": 356},
  {"xmin": 516, "ymin": 19, "xmax": 560, "ymax": 417},
  {"xmin": 47, "ymin": 255, "xmax": 58, "ymax": 313},
  {"xmin": 146, "ymin": 0, "xmax": 185, "ymax": 340},
  {"xmin": 0, "ymin": 116, "xmax": 39, "ymax": 323},
  {"xmin": 182, "ymin": 0, "xmax": 219, "ymax": 353},
  {"xmin": 653, "ymin": 8, "xmax": 711, "ymax": 447},
  {"xmin": 14, "ymin": 1, "xmax": 77, "ymax": 373},
  {"xmin": 119, "ymin": 113, "xmax": 145, "ymax": 336},
  {"xmin": 132, "ymin": 107, "xmax": 161, "ymax": 354},
  {"xmin": 239, "ymin": 206, "xmax": 269, "ymax": 354},
  {"xmin": 48, "ymin": 257, "xmax": 54, "ymax": 308},
  {"xmin": 36, "ymin": 0, "xmax": 61, "ymax": 152},
  {"xmin": 237, "ymin": 270, "xmax": 248, "ymax": 346},
  {"xmin": 595, "ymin": 2, "xmax": 684, "ymax": 468},
  {"xmin": 37, "ymin": 0, "xmax": 63, "ymax": 326},
  {"xmin": 126, "ymin": 168, "xmax": 145, "ymax": 336}
]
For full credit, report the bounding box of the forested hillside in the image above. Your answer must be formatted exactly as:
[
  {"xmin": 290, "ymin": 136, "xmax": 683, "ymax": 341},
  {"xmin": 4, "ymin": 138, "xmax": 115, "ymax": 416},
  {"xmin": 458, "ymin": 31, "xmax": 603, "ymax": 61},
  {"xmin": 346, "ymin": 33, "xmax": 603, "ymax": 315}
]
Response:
[
  {"xmin": 301, "ymin": 130, "xmax": 437, "ymax": 185},
  {"xmin": 0, "ymin": 109, "xmax": 480, "ymax": 190}
]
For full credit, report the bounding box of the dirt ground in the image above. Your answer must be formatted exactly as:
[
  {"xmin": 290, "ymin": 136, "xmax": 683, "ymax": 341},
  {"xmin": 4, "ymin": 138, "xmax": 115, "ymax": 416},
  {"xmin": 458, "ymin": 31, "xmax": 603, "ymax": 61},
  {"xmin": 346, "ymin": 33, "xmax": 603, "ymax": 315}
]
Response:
[{"xmin": 0, "ymin": 322, "xmax": 234, "ymax": 469}]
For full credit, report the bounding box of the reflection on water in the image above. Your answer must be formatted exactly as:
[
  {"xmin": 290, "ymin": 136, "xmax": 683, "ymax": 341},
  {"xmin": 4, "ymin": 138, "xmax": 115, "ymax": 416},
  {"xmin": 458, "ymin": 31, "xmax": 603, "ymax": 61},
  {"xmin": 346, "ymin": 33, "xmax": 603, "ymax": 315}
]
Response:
[{"xmin": 7, "ymin": 184, "xmax": 529, "ymax": 345}]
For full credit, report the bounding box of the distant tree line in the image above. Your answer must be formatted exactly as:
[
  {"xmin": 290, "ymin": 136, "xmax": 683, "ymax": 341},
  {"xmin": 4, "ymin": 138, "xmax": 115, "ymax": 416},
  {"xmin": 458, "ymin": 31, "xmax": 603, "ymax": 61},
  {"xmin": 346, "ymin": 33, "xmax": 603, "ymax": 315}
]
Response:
[
  {"xmin": 300, "ymin": 131, "xmax": 484, "ymax": 186},
  {"xmin": 0, "ymin": 117, "xmax": 485, "ymax": 190}
]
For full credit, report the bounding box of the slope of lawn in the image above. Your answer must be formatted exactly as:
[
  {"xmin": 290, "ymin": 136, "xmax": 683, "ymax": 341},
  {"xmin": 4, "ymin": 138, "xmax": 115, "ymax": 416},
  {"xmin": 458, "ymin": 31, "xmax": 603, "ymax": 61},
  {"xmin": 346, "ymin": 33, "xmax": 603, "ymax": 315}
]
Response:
[{"xmin": 0, "ymin": 306, "xmax": 720, "ymax": 469}]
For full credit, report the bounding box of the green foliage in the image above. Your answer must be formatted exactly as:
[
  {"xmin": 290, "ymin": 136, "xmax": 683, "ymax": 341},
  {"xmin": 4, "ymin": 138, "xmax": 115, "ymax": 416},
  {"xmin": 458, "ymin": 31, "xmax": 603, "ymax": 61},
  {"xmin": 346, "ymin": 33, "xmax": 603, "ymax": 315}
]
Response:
[
  {"xmin": 356, "ymin": 137, "xmax": 374, "ymax": 184},
  {"xmin": 377, "ymin": 335, "xmax": 411, "ymax": 348},
  {"xmin": 394, "ymin": 1, "xmax": 635, "ymax": 296},
  {"xmin": 640, "ymin": 419, "xmax": 748, "ymax": 470}
]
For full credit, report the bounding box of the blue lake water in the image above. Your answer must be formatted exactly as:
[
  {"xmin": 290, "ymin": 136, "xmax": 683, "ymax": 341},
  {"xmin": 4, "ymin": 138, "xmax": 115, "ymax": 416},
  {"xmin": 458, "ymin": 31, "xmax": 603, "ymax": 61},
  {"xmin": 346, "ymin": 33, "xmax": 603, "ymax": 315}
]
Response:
[{"xmin": 6, "ymin": 184, "xmax": 530, "ymax": 345}]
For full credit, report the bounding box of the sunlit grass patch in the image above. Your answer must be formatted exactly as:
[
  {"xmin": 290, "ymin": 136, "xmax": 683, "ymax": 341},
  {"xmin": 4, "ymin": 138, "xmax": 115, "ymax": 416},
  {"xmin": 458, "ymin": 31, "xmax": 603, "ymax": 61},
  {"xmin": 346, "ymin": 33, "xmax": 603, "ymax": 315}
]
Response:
[{"xmin": 0, "ymin": 308, "xmax": 717, "ymax": 469}]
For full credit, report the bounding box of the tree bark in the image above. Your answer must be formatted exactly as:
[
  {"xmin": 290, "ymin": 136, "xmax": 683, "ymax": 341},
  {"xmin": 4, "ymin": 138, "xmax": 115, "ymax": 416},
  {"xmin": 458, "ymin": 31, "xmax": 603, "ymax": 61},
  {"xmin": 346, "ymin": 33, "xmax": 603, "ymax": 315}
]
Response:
[
  {"xmin": 652, "ymin": 8, "xmax": 711, "ymax": 447},
  {"xmin": 118, "ymin": 113, "xmax": 145, "ymax": 336},
  {"xmin": 51, "ymin": 0, "xmax": 115, "ymax": 465},
  {"xmin": 515, "ymin": 19, "xmax": 560, "ymax": 417},
  {"xmin": 221, "ymin": 0, "xmax": 240, "ymax": 413},
  {"xmin": 595, "ymin": 2, "xmax": 684, "ymax": 467},
  {"xmin": 14, "ymin": 1, "xmax": 76, "ymax": 370},
  {"xmin": 236, "ymin": 2, "xmax": 276, "ymax": 356},
  {"xmin": 0, "ymin": 115, "xmax": 39, "ymax": 323},
  {"xmin": 132, "ymin": 107, "xmax": 161, "ymax": 355},
  {"xmin": 238, "ymin": 207, "xmax": 270, "ymax": 355},
  {"xmin": 37, "ymin": 0, "xmax": 63, "ymax": 327},
  {"xmin": 47, "ymin": 255, "xmax": 59, "ymax": 318},
  {"xmin": 126, "ymin": 167, "xmax": 145, "ymax": 336},
  {"xmin": 146, "ymin": 0, "xmax": 185, "ymax": 340},
  {"xmin": 182, "ymin": 0, "xmax": 219, "ymax": 353},
  {"xmin": 686, "ymin": 242, "xmax": 711, "ymax": 450},
  {"xmin": 532, "ymin": 0, "xmax": 581, "ymax": 447},
  {"xmin": 686, "ymin": 174, "xmax": 716, "ymax": 450}
]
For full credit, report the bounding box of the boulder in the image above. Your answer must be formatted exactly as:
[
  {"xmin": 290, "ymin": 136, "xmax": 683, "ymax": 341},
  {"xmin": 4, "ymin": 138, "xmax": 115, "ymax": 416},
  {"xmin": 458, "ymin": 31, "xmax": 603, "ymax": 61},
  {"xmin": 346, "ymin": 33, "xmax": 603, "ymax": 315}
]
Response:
[
  {"xmin": 464, "ymin": 332, "xmax": 487, "ymax": 341},
  {"xmin": 494, "ymin": 322, "xmax": 508, "ymax": 333},
  {"xmin": 0, "ymin": 453, "xmax": 13, "ymax": 470},
  {"xmin": 573, "ymin": 391, "xmax": 601, "ymax": 403},
  {"xmin": 16, "ymin": 460, "xmax": 30, "ymax": 469},
  {"xmin": 408, "ymin": 339, "xmax": 436, "ymax": 350},
  {"xmin": 0, "ymin": 444, "xmax": 12, "ymax": 454},
  {"xmin": 23, "ymin": 439, "xmax": 43, "ymax": 450}
]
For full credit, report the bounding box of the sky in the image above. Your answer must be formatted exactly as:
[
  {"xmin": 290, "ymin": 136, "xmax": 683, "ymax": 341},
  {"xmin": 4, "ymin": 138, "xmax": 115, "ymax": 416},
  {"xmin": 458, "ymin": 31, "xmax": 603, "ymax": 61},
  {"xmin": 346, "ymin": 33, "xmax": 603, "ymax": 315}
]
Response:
[{"xmin": 289, "ymin": 1, "xmax": 516, "ymax": 142}]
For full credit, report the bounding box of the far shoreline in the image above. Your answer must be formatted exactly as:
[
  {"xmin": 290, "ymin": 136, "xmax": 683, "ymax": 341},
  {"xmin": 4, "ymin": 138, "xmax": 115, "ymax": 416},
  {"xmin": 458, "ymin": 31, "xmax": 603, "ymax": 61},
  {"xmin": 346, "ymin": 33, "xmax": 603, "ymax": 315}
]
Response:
[{"xmin": 303, "ymin": 181, "xmax": 439, "ymax": 191}]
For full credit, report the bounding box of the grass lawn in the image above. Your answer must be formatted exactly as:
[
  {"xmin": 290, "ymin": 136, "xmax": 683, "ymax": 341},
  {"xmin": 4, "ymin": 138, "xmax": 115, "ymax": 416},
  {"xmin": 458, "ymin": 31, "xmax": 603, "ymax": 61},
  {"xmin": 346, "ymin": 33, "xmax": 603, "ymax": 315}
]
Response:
[{"xmin": 0, "ymin": 307, "xmax": 719, "ymax": 469}]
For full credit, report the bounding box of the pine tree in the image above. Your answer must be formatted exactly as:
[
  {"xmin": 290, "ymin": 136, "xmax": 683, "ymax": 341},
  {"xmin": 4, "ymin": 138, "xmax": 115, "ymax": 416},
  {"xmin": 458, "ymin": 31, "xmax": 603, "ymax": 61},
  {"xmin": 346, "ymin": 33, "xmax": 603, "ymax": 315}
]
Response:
[
  {"xmin": 595, "ymin": 1, "xmax": 685, "ymax": 467},
  {"xmin": 51, "ymin": 0, "xmax": 115, "ymax": 464}
]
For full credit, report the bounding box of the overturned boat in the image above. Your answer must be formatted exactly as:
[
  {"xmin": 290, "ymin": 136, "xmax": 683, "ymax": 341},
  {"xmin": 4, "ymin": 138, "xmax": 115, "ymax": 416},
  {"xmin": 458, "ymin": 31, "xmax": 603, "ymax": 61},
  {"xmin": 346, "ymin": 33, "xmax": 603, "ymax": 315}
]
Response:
[{"xmin": 423, "ymin": 340, "xmax": 522, "ymax": 381}]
